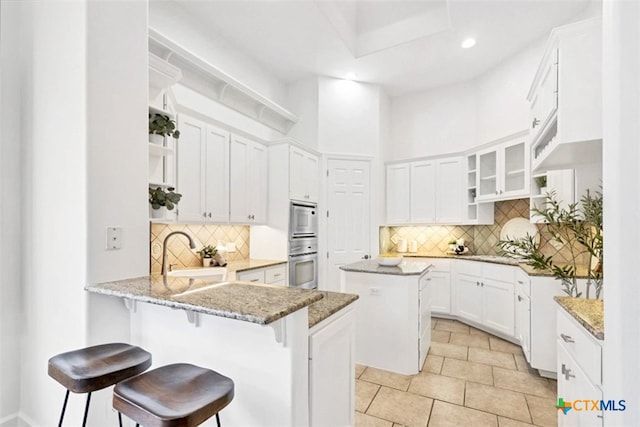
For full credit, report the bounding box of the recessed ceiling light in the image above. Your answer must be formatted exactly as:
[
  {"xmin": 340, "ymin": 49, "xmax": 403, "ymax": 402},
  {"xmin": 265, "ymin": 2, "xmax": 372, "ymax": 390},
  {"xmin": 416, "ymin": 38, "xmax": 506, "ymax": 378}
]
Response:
[
  {"xmin": 461, "ymin": 38, "xmax": 476, "ymax": 49},
  {"xmin": 344, "ymin": 72, "xmax": 357, "ymax": 80}
]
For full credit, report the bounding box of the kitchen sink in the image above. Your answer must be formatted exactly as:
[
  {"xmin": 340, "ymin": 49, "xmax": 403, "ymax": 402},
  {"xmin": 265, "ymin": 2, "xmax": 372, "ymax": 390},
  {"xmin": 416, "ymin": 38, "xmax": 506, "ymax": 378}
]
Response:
[{"xmin": 166, "ymin": 267, "xmax": 227, "ymax": 281}]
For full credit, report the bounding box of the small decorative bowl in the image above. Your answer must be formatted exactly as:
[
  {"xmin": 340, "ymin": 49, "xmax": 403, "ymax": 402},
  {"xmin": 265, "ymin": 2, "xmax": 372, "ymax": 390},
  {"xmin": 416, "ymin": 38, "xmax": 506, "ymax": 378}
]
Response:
[{"xmin": 376, "ymin": 255, "xmax": 403, "ymax": 266}]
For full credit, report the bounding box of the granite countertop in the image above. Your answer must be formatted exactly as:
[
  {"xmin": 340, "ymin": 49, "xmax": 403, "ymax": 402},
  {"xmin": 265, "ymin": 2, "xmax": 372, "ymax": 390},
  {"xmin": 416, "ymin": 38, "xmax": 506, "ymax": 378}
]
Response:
[
  {"xmin": 383, "ymin": 252, "xmax": 590, "ymax": 278},
  {"xmin": 225, "ymin": 259, "xmax": 287, "ymax": 273},
  {"xmin": 307, "ymin": 291, "xmax": 359, "ymax": 328},
  {"xmin": 554, "ymin": 296, "xmax": 604, "ymax": 340},
  {"xmin": 340, "ymin": 259, "xmax": 433, "ymax": 275},
  {"xmin": 85, "ymin": 275, "xmax": 323, "ymax": 325}
]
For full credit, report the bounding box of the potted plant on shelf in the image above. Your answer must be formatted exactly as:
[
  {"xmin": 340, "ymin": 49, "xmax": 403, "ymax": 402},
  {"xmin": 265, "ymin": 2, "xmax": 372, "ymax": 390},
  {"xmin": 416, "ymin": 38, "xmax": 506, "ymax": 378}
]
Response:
[
  {"xmin": 149, "ymin": 186, "xmax": 182, "ymax": 219},
  {"xmin": 197, "ymin": 245, "xmax": 217, "ymax": 267},
  {"xmin": 149, "ymin": 113, "xmax": 180, "ymax": 145},
  {"xmin": 497, "ymin": 189, "xmax": 603, "ymax": 299},
  {"xmin": 534, "ymin": 175, "xmax": 547, "ymax": 195}
]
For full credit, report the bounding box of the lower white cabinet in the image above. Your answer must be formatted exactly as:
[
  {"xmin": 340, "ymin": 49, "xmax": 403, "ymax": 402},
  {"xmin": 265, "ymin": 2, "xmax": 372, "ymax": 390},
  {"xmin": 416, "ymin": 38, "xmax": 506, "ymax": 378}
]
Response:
[
  {"xmin": 426, "ymin": 259, "xmax": 451, "ymax": 315},
  {"xmin": 556, "ymin": 307, "xmax": 603, "ymax": 426},
  {"xmin": 236, "ymin": 264, "xmax": 287, "ymax": 286},
  {"xmin": 454, "ymin": 261, "xmax": 516, "ymax": 338},
  {"xmin": 309, "ymin": 306, "xmax": 356, "ymax": 427},
  {"xmin": 419, "ymin": 273, "xmax": 432, "ymax": 369},
  {"xmin": 515, "ymin": 270, "xmax": 531, "ymax": 363}
]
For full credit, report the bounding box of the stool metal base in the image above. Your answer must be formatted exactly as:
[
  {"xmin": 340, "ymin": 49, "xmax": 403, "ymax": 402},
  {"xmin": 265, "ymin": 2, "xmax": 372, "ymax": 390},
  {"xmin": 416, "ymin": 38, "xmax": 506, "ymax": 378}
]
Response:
[{"xmin": 57, "ymin": 390, "xmax": 91, "ymax": 427}]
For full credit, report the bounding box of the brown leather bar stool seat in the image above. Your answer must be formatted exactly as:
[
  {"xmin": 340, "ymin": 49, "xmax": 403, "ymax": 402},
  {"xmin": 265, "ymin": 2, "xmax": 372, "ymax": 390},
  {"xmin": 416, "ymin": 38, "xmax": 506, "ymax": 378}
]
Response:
[
  {"xmin": 48, "ymin": 342, "xmax": 152, "ymax": 427},
  {"xmin": 113, "ymin": 363, "xmax": 235, "ymax": 427}
]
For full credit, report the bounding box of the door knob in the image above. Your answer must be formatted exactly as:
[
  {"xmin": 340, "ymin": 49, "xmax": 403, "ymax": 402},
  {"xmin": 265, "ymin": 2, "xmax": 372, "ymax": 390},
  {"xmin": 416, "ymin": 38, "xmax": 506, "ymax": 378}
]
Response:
[{"xmin": 362, "ymin": 255, "xmax": 369, "ymax": 260}]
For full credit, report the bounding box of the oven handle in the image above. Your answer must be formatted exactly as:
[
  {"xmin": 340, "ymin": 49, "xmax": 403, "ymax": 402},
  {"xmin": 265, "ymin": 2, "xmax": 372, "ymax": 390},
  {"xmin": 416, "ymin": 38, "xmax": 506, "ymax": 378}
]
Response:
[{"xmin": 288, "ymin": 252, "xmax": 318, "ymax": 259}]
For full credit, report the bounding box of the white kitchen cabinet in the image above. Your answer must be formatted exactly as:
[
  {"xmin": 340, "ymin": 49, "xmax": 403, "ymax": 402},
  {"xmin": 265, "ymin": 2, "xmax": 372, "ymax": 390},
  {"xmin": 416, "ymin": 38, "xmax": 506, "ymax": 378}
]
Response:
[
  {"xmin": 529, "ymin": 18, "xmax": 602, "ymax": 171},
  {"xmin": 419, "ymin": 273, "xmax": 432, "ymax": 370},
  {"xmin": 309, "ymin": 305, "xmax": 356, "ymax": 427},
  {"xmin": 386, "ymin": 156, "xmax": 463, "ymax": 225},
  {"xmin": 229, "ymin": 135, "xmax": 267, "ymax": 224},
  {"xmin": 464, "ymin": 153, "xmax": 494, "ymax": 225},
  {"xmin": 410, "ymin": 160, "xmax": 436, "ymax": 223},
  {"xmin": 515, "ymin": 269, "xmax": 531, "ymax": 363},
  {"xmin": 236, "ymin": 264, "xmax": 287, "ymax": 286},
  {"xmin": 176, "ymin": 115, "xmax": 229, "ymax": 223},
  {"xmin": 386, "ymin": 163, "xmax": 411, "ymax": 224},
  {"xmin": 454, "ymin": 261, "xmax": 516, "ymax": 338},
  {"xmin": 148, "ymin": 106, "xmax": 176, "ymax": 190},
  {"xmin": 290, "ymin": 146, "xmax": 319, "ymax": 203},
  {"xmin": 556, "ymin": 307, "xmax": 604, "ymax": 426},
  {"xmin": 423, "ymin": 259, "xmax": 451, "ymax": 315},
  {"xmin": 476, "ymin": 135, "xmax": 529, "ymax": 202},
  {"xmin": 530, "ymin": 169, "xmax": 574, "ymax": 223}
]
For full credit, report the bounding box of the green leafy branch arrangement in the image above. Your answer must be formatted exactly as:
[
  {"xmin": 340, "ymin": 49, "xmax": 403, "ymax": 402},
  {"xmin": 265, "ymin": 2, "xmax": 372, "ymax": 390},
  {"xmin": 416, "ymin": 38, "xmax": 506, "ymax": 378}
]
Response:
[
  {"xmin": 197, "ymin": 245, "xmax": 217, "ymax": 259},
  {"xmin": 149, "ymin": 186, "xmax": 182, "ymax": 211},
  {"xmin": 497, "ymin": 190, "xmax": 603, "ymax": 299}
]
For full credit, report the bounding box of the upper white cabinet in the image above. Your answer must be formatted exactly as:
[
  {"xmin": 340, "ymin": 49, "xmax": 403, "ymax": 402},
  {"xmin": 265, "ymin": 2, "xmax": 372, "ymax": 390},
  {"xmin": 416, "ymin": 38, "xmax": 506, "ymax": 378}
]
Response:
[
  {"xmin": 230, "ymin": 135, "xmax": 267, "ymax": 224},
  {"xmin": 385, "ymin": 163, "xmax": 411, "ymax": 224},
  {"xmin": 386, "ymin": 156, "xmax": 463, "ymax": 225},
  {"xmin": 290, "ymin": 146, "xmax": 319, "ymax": 203},
  {"xmin": 176, "ymin": 115, "xmax": 229, "ymax": 223},
  {"xmin": 410, "ymin": 160, "xmax": 436, "ymax": 223},
  {"xmin": 528, "ymin": 18, "xmax": 602, "ymax": 171},
  {"xmin": 464, "ymin": 153, "xmax": 493, "ymax": 225},
  {"xmin": 476, "ymin": 134, "xmax": 529, "ymax": 202}
]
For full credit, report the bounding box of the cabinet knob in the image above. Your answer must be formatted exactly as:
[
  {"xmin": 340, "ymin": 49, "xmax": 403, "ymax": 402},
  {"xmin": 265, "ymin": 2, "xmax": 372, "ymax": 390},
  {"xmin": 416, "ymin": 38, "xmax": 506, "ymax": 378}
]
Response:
[
  {"xmin": 500, "ymin": 190, "xmax": 503, "ymax": 194},
  {"xmin": 481, "ymin": 282, "xmax": 484, "ymax": 287},
  {"xmin": 495, "ymin": 191, "xmax": 498, "ymax": 195},
  {"xmin": 532, "ymin": 117, "xmax": 540, "ymax": 128},
  {"xmin": 517, "ymin": 295, "xmax": 522, "ymax": 302},
  {"xmin": 248, "ymin": 215, "xmax": 252, "ymax": 219},
  {"xmin": 476, "ymin": 281, "xmax": 480, "ymax": 286},
  {"xmin": 560, "ymin": 333, "xmax": 575, "ymax": 343},
  {"xmin": 203, "ymin": 212, "xmax": 207, "ymax": 218},
  {"xmin": 208, "ymin": 212, "xmax": 212, "ymax": 218}
]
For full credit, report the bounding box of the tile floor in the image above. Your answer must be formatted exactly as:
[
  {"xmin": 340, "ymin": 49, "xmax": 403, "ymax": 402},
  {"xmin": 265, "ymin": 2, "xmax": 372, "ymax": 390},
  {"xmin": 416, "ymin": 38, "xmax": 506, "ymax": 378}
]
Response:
[{"xmin": 355, "ymin": 318, "xmax": 557, "ymax": 427}]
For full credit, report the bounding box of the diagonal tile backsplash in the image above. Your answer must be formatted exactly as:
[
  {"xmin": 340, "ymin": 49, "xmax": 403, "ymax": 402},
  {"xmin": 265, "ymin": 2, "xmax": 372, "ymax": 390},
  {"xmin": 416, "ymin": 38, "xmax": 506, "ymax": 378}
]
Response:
[
  {"xmin": 150, "ymin": 224, "xmax": 249, "ymax": 273},
  {"xmin": 382, "ymin": 198, "xmax": 584, "ymax": 265}
]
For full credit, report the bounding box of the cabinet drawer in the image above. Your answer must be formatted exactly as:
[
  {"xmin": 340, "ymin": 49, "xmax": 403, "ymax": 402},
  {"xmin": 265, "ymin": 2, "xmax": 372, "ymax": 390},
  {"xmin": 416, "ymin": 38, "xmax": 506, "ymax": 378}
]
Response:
[
  {"xmin": 515, "ymin": 269, "xmax": 531, "ymax": 297},
  {"xmin": 483, "ymin": 263, "xmax": 516, "ymax": 283},
  {"xmin": 557, "ymin": 308, "xmax": 602, "ymax": 386},
  {"xmin": 455, "ymin": 260, "xmax": 482, "ymax": 276},
  {"xmin": 265, "ymin": 265, "xmax": 286, "ymax": 284},
  {"xmin": 237, "ymin": 269, "xmax": 265, "ymax": 284}
]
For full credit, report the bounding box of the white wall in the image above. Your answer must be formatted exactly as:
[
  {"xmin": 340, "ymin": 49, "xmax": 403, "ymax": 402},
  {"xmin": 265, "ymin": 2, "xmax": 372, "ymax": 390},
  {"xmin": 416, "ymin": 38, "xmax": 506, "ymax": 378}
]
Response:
[
  {"xmin": 318, "ymin": 77, "xmax": 382, "ymax": 156},
  {"xmin": 0, "ymin": 1, "xmax": 23, "ymax": 422},
  {"xmin": 149, "ymin": 1, "xmax": 289, "ymax": 108},
  {"xmin": 17, "ymin": 1, "xmax": 89, "ymax": 425},
  {"xmin": 286, "ymin": 78, "xmax": 320, "ymax": 150},
  {"xmin": 602, "ymin": 0, "xmax": 640, "ymax": 425},
  {"xmin": 388, "ymin": 81, "xmax": 476, "ymax": 160}
]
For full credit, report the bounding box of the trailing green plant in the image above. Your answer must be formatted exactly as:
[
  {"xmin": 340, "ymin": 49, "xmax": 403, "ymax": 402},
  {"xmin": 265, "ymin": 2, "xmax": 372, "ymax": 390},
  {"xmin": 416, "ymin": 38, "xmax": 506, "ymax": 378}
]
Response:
[
  {"xmin": 149, "ymin": 113, "xmax": 180, "ymax": 139},
  {"xmin": 148, "ymin": 186, "xmax": 182, "ymax": 211},
  {"xmin": 497, "ymin": 189, "xmax": 603, "ymax": 299},
  {"xmin": 197, "ymin": 245, "xmax": 217, "ymax": 259}
]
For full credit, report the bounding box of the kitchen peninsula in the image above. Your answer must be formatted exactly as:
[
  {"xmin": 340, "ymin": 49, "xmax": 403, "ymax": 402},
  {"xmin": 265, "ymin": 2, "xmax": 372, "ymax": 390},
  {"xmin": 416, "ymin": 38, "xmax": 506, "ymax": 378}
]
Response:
[{"xmin": 86, "ymin": 275, "xmax": 358, "ymax": 427}]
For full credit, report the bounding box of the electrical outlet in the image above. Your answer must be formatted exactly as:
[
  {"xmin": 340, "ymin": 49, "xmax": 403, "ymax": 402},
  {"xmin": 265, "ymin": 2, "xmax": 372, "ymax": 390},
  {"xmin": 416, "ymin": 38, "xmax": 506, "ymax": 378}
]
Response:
[{"xmin": 106, "ymin": 227, "xmax": 122, "ymax": 250}]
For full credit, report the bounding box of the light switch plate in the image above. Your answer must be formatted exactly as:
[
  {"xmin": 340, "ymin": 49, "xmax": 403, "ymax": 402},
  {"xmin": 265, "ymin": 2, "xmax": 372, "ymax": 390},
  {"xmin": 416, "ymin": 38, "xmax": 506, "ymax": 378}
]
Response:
[{"xmin": 107, "ymin": 227, "xmax": 122, "ymax": 250}]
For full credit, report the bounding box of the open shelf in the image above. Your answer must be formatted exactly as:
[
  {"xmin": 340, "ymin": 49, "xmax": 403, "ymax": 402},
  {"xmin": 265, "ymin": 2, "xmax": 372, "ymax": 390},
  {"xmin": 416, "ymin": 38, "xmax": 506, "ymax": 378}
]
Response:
[
  {"xmin": 149, "ymin": 143, "xmax": 174, "ymax": 157},
  {"xmin": 480, "ymin": 175, "xmax": 497, "ymax": 181},
  {"xmin": 506, "ymin": 169, "xmax": 525, "ymax": 176}
]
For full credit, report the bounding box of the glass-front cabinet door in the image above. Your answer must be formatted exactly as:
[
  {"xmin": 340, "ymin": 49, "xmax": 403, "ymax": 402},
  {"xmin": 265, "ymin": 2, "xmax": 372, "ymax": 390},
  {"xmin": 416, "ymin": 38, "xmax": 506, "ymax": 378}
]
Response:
[
  {"xmin": 477, "ymin": 149, "xmax": 498, "ymax": 200},
  {"xmin": 502, "ymin": 140, "xmax": 528, "ymax": 198},
  {"xmin": 476, "ymin": 137, "xmax": 529, "ymax": 202}
]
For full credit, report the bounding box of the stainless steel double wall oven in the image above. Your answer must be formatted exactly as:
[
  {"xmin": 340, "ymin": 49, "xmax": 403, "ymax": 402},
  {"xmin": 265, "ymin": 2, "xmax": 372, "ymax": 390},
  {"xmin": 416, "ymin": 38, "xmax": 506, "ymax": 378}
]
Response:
[{"xmin": 288, "ymin": 201, "xmax": 318, "ymax": 289}]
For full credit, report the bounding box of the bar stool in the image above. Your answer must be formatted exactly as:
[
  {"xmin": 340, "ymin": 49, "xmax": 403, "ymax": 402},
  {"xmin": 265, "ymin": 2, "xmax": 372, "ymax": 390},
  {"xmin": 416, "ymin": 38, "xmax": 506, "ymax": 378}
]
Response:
[
  {"xmin": 48, "ymin": 343, "xmax": 152, "ymax": 427},
  {"xmin": 113, "ymin": 363, "xmax": 235, "ymax": 427}
]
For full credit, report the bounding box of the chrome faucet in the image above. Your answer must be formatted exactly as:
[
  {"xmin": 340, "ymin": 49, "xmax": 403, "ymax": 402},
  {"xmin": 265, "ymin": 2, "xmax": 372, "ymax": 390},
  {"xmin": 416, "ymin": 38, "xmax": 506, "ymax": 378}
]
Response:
[{"xmin": 161, "ymin": 231, "xmax": 196, "ymax": 275}]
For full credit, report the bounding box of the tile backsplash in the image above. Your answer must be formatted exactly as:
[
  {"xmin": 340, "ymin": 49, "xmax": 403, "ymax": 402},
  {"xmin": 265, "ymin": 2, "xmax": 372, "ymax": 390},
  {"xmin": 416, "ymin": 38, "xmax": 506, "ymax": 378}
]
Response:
[
  {"xmin": 382, "ymin": 198, "xmax": 585, "ymax": 265},
  {"xmin": 150, "ymin": 224, "xmax": 249, "ymax": 273}
]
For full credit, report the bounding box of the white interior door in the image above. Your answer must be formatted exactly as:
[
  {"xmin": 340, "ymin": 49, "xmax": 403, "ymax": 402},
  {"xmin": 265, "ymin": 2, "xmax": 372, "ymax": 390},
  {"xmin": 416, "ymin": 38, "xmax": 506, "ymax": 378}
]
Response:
[{"xmin": 326, "ymin": 159, "xmax": 371, "ymax": 292}]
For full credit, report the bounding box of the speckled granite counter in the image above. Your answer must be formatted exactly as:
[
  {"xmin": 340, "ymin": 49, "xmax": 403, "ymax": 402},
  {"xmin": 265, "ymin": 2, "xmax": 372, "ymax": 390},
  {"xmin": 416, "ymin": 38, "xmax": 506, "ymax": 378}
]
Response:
[
  {"xmin": 340, "ymin": 259, "xmax": 433, "ymax": 275},
  {"xmin": 225, "ymin": 259, "xmax": 286, "ymax": 273},
  {"xmin": 554, "ymin": 296, "xmax": 604, "ymax": 340},
  {"xmin": 85, "ymin": 275, "xmax": 322, "ymax": 325},
  {"xmin": 381, "ymin": 252, "xmax": 590, "ymax": 278},
  {"xmin": 308, "ymin": 291, "xmax": 359, "ymax": 328}
]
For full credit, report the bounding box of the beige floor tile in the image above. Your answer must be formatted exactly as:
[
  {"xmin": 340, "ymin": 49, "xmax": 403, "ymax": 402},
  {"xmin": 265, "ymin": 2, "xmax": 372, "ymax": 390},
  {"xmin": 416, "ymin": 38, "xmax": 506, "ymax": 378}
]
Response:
[
  {"xmin": 431, "ymin": 319, "xmax": 438, "ymax": 329},
  {"xmin": 428, "ymin": 341, "xmax": 468, "ymax": 361},
  {"xmin": 431, "ymin": 329, "xmax": 451, "ymax": 343},
  {"xmin": 465, "ymin": 382, "xmax": 532, "ymax": 423},
  {"xmin": 356, "ymin": 411, "xmax": 394, "ymax": 427},
  {"xmin": 408, "ymin": 372, "xmax": 465, "ymax": 405},
  {"xmin": 525, "ymin": 395, "xmax": 558, "ymax": 427},
  {"xmin": 514, "ymin": 353, "xmax": 538, "ymax": 375},
  {"xmin": 356, "ymin": 379, "xmax": 381, "ymax": 412},
  {"xmin": 498, "ymin": 417, "xmax": 536, "ymax": 427},
  {"xmin": 435, "ymin": 319, "xmax": 470, "ymax": 334},
  {"xmin": 367, "ymin": 386, "xmax": 433, "ymax": 427},
  {"xmin": 356, "ymin": 364, "xmax": 367, "ymax": 378},
  {"xmin": 450, "ymin": 332, "xmax": 490, "ymax": 349},
  {"xmin": 489, "ymin": 337, "xmax": 523, "ymax": 354},
  {"xmin": 468, "ymin": 348, "xmax": 517, "ymax": 370},
  {"xmin": 469, "ymin": 326, "xmax": 491, "ymax": 337},
  {"xmin": 421, "ymin": 355, "xmax": 444, "ymax": 374},
  {"xmin": 441, "ymin": 358, "xmax": 494, "ymax": 385},
  {"xmin": 428, "ymin": 400, "xmax": 498, "ymax": 427},
  {"xmin": 493, "ymin": 367, "xmax": 556, "ymax": 398},
  {"xmin": 360, "ymin": 367, "xmax": 413, "ymax": 391}
]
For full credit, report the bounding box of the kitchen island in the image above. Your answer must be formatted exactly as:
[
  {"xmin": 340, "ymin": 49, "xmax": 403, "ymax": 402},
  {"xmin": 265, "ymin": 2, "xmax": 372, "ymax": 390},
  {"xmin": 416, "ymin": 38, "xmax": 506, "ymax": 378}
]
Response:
[
  {"xmin": 340, "ymin": 259, "xmax": 433, "ymax": 375},
  {"xmin": 86, "ymin": 276, "xmax": 358, "ymax": 427}
]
